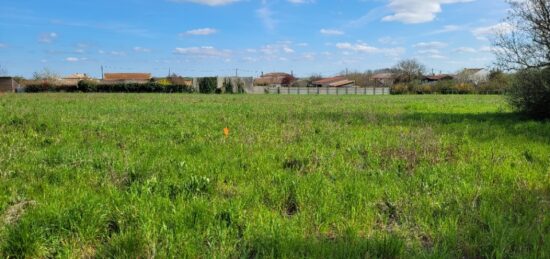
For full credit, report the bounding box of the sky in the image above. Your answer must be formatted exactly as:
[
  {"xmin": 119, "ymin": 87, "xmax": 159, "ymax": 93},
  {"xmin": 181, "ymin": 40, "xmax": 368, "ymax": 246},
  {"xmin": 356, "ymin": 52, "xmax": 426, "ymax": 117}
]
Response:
[{"xmin": 0, "ymin": 0, "xmax": 511, "ymax": 78}]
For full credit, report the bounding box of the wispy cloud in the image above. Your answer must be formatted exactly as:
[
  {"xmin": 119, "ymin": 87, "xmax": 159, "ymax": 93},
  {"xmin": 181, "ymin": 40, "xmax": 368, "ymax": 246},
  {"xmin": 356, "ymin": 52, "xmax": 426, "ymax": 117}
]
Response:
[
  {"xmin": 472, "ymin": 22, "xmax": 513, "ymax": 40},
  {"xmin": 168, "ymin": 0, "xmax": 240, "ymax": 6},
  {"xmin": 320, "ymin": 29, "xmax": 344, "ymax": 36},
  {"xmin": 38, "ymin": 32, "xmax": 57, "ymax": 43},
  {"xmin": 257, "ymin": 1, "xmax": 277, "ymax": 30},
  {"xmin": 133, "ymin": 47, "xmax": 151, "ymax": 53},
  {"xmin": 174, "ymin": 46, "xmax": 231, "ymax": 57},
  {"xmin": 183, "ymin": 28, "xmax": 218, "ymax": 36},
  {"xmin": 335, "ymin": 42, "xmax": 405, "ymax": 56}
]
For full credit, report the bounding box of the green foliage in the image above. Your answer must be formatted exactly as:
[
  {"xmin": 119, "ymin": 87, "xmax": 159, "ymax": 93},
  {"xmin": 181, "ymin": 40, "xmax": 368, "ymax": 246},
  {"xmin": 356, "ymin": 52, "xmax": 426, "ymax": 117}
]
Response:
[
  {"xmin": 0, "ymin": 94, "xmax": 549, "ymax": 257},
  {"xmin": 390, "ymin": 75, "xmax": 511, "ymax": 95},
  {"xmin": 507, "ymin": 68, "xmax": 550, "ymax": 119},
  {"xmin": 77, "ymin": 80, "xmax": 98, "ymax": 92},
  {"xmin": 198, "ymin": 77, "xmax": 218, "ymax": 94},
  {"xmin": 24, "ymin": 82, "xmax": 193, "ymax": 93}
]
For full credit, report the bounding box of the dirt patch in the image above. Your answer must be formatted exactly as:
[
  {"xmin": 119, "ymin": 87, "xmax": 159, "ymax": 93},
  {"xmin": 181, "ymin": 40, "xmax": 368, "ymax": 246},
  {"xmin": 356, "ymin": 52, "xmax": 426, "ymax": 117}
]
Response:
[{"xmin": 2, "ymin": 200, "xmax": 37, "ymax": 225}]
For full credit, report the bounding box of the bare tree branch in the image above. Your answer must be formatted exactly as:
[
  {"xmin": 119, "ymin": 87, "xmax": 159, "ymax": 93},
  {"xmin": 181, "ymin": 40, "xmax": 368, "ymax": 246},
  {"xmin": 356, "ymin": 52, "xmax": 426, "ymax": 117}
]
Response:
[{"xmin": 495, "ymin": 0, "xmax": 550, "ymax": 70}]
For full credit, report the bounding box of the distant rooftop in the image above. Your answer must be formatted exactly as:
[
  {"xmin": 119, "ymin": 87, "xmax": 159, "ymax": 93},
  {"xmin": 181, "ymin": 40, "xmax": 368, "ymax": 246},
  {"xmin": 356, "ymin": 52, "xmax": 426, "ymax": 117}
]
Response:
[{"xmin": 103, "ymin": 73, "xmax": 151, "ymax": 81}]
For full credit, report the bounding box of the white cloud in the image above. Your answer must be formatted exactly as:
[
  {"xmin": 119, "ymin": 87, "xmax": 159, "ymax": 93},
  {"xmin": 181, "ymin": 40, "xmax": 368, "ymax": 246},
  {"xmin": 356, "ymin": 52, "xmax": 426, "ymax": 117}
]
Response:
[
  {"xmin": 257, "ymin": 6, "xmax": 277, "ymax": 30},
  {"xmin": 133, "ymin": 47, "xmax": 151, "ymax": 52},
  {"xmin": 110, "ymin": 51, "xmax": 126, "ymax": 56},
  {"xmin": 287, "ymin": 0, "xmax": 314, "ymax": 4},
  {"xmin": 430, "ymin": 24, "xmax": 462, "ymax": 34},
  {"xmin": 383, "ymin": 0, "xmax": 474, "ymax": 24},
  {"xmin": 0, "ymin": 43, "xmax": 6, "ymax": 48},
  {"xmin": 335, "ymin": 42, "xmax": 405, "ymax": 56},
  {"xmin": 168, "ymin": 0, "xmax": 240, "ymax": 6},
  {"xmin": 454, "ymin": 47, "xmax": 477, "ymax": 53},
  {"xmin": 184, "ymin": 28, "xmax": 218, "ymax": 36},
  {"xmin": 39, "ymin": 32, "xmax": 58, "ymax": 43},
  {"xmin": 414, "ymin": 41, "xmax": 448, "ymax": 49},
  {"xmin": 65, "ymin": 57, "xmax": 87, "ymax": 62},
  {"xmin": 174, "ymin": 46, "xmax": 231, "ymax": 57},
  {"xmin": 472, "ymin": 22, "xmax": 513, "ymax": 40},
  {"xmin": 320, "ymin": 29, "xmax": 344, "ymax": 36}
]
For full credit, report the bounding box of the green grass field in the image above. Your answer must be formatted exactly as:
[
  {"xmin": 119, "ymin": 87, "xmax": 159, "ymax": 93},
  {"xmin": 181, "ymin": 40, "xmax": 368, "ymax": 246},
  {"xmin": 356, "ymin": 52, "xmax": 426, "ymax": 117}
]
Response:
[{"xmin": 0, "ymin": 94, "xmax": 549, "ymax": 258}]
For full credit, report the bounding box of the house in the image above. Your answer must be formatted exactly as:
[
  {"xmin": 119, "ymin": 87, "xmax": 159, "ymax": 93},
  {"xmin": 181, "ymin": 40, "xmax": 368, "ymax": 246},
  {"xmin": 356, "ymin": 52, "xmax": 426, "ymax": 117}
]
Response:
[
  {"xmin": 424, "ymin": 74, "xmax": 454, "ymax": 83},
  {"xmin": 371, "ymin": 73, "xmax": 394, "ymax": 86},
  {"xmin": 61, "ymin": 73, "xmax": 90, "ymax": 86},
  {"xmin": 103, "ymin": 73, "xmax": 151, "ymax": 83},
  {"xmin": 311, "ymin": 76, "xmax": 355, "ymax": 87},
  {"xmin": 254, "ymin": 72, "xmax": 296, "ymax": 87},
  {"xmin": 0, "ymin": 77, "xmax": 20, "ymax": 92},
  {"xmin": 457, "ymin": 68, "xmax": 490, "ymax": 85}
]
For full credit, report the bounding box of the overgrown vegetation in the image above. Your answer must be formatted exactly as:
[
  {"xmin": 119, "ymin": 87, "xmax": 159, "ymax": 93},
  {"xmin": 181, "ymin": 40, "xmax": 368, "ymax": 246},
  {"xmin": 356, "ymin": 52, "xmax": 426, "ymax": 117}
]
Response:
[
  {"xmin": 23, "ymin": 81, "xmax": 194, "ymax": 93},
  {"xmin": 198, "ymin": 77, "xmax": 218, "ymax": 94},
  {"xmin": 507, "ymin": 68, "xmax": 550, "ymax": 119},
  {"xmin": 0, "ymin": 94, "xmax": 548, "ymax": 258}
]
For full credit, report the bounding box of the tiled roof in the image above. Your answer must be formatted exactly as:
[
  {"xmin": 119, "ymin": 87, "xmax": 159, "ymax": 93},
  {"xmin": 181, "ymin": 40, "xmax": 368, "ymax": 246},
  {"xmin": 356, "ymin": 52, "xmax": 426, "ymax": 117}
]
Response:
[{"xmin": 103, "ymin": 73, "xmax": 151, "ymax": 81}]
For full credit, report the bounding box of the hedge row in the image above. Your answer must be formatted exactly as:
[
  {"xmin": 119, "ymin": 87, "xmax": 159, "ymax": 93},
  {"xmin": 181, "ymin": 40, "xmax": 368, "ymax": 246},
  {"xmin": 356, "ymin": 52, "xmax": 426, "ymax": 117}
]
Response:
[
  {"xmin": 24, "ymin": 81, "xmax": 194, "ymax": 93},
  {"xmin": 390, "ymin": 80, "xmax": 509, "ymax": 95}
]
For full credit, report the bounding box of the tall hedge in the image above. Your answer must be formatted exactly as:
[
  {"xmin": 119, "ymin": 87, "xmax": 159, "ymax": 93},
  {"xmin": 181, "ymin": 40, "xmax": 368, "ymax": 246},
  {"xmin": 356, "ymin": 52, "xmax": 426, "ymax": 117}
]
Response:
[
  {"xmin": 23, "ymin": 81, "xmax": 194, "ymax": 93},
  {"xmin": 507, "ymin": 68, "xmax": 550, "ymax": 119}
]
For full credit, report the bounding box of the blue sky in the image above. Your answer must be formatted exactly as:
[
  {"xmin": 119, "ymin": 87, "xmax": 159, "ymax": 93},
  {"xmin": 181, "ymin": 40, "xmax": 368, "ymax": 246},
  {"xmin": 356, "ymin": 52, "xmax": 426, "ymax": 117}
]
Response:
[{"xmin": 0, "ymin": 0, "xmax": 510, "ymax": 78}]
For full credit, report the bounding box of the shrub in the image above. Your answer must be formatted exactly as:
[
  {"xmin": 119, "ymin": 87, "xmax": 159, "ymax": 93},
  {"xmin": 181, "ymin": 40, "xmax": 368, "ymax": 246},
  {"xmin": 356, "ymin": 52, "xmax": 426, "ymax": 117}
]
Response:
[
  {"xmin": 390, "ymin": 84, "xmax": 408, "ymax": 94},
  {"xmin": 478, "ymin": 70, "xmax": 511, "ymax": 94},
  {"xmin": 198, "ymin": 77, "xmax": 218, "ymax": 94},
  {"xmin": 24, "ymin": 82, "xmax": 193, "ymax": 93},
  {"xmin": 433, "ymin": 80, "xmax": 455, "ymax": 94},
  {"xmin": 451, "ymin": 83, "xmax": 475, "ymax": 94},
  {"xmin": 416, "ymin": 84, "xmax": 434, "ymax": 94},
  {"xmin": 507, "ymin": 68, "xmax": 550, "ymax": 119},
  {"xmin": 78, "ymin": 80, "xmax": 98, "ymax": 92}
]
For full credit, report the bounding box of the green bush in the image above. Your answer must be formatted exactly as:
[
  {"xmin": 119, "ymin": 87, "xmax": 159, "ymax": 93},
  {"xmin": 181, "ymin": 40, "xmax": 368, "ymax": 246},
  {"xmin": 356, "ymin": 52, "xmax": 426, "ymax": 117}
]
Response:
[
  {"xmin": 451, "ymin": 83, "xmax": 475, "ymax": 94},
  {"xmin": 507, "ymin": 68, "xmax": 550, "ymax": 119},
  {"xmin": 478, "ymin": 70, "xmax": 511, "ymax": 93},
  {"xmin": 390, "ymin": 84, "xmax": 408, "ymax": 94},
  {"xmin": 24, "ymin": 82, "xmax": 193, "ymax": 93},
  {"xmin": 77, "ymin": 80, "xmax": 98, "ymax": 92},
  {"xmin": 24, "ymin": 83, "xmax": 78, "ymax": 93},
  {"xmin": 198, "ymin": 77, "xmax": 218, "ymax": 94}
]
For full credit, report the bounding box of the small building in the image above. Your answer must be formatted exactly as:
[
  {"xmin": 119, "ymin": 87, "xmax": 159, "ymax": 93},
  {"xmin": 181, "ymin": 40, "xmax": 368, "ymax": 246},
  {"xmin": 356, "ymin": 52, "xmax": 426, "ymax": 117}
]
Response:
[
  {"xmin": 61, "ymin": 73, "xmax": 90, "ymax": 86},
  {"xmin": 371, "ymin": 73, "xmax": 394, "ymax": 86},
  {"xmin": 0, "ymin": 77, "xmax": 20, "ymax": 93},
  {"xmin": 103, "ymin": 73, "xmax": 151, "ymax": 83},
  {"xmin": 254, "ymin": 72, "xmax": 296, "ymax": 87},
  {"xmin": 311, "ymin": 76, "xmax": 355, "ymax": 87},
  {"xmin": 424, "ymin": 74, "xmax": 454, "ymax": 83}
]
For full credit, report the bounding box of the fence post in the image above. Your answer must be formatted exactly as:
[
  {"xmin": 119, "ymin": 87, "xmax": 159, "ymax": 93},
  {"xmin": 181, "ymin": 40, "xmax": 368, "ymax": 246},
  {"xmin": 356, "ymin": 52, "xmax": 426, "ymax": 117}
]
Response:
[{"xmin": 317, "ymin": 87, "xmax": 320, "ymax": 95}]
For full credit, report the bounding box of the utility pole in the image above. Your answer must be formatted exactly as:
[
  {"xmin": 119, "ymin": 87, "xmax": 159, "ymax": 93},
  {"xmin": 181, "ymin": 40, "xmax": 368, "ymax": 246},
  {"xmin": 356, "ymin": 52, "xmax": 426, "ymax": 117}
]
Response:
[
  {"xmin": 168, "ymin": 68, "xmax": 171, "ymax": 77},
  {"xmin": 101, "ymin": 65, "xmax": 104, "ymax": 80},
  {"xmin": 235, "ymin": 68, "xmax": 238, "ymax": 77}
]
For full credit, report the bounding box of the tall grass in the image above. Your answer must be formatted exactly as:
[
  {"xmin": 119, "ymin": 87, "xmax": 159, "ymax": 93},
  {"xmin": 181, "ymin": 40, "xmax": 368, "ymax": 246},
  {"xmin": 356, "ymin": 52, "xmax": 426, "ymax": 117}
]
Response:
[{"xmin": 0, "ymin": 94, "xmax": 549, "ymax": 258}]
